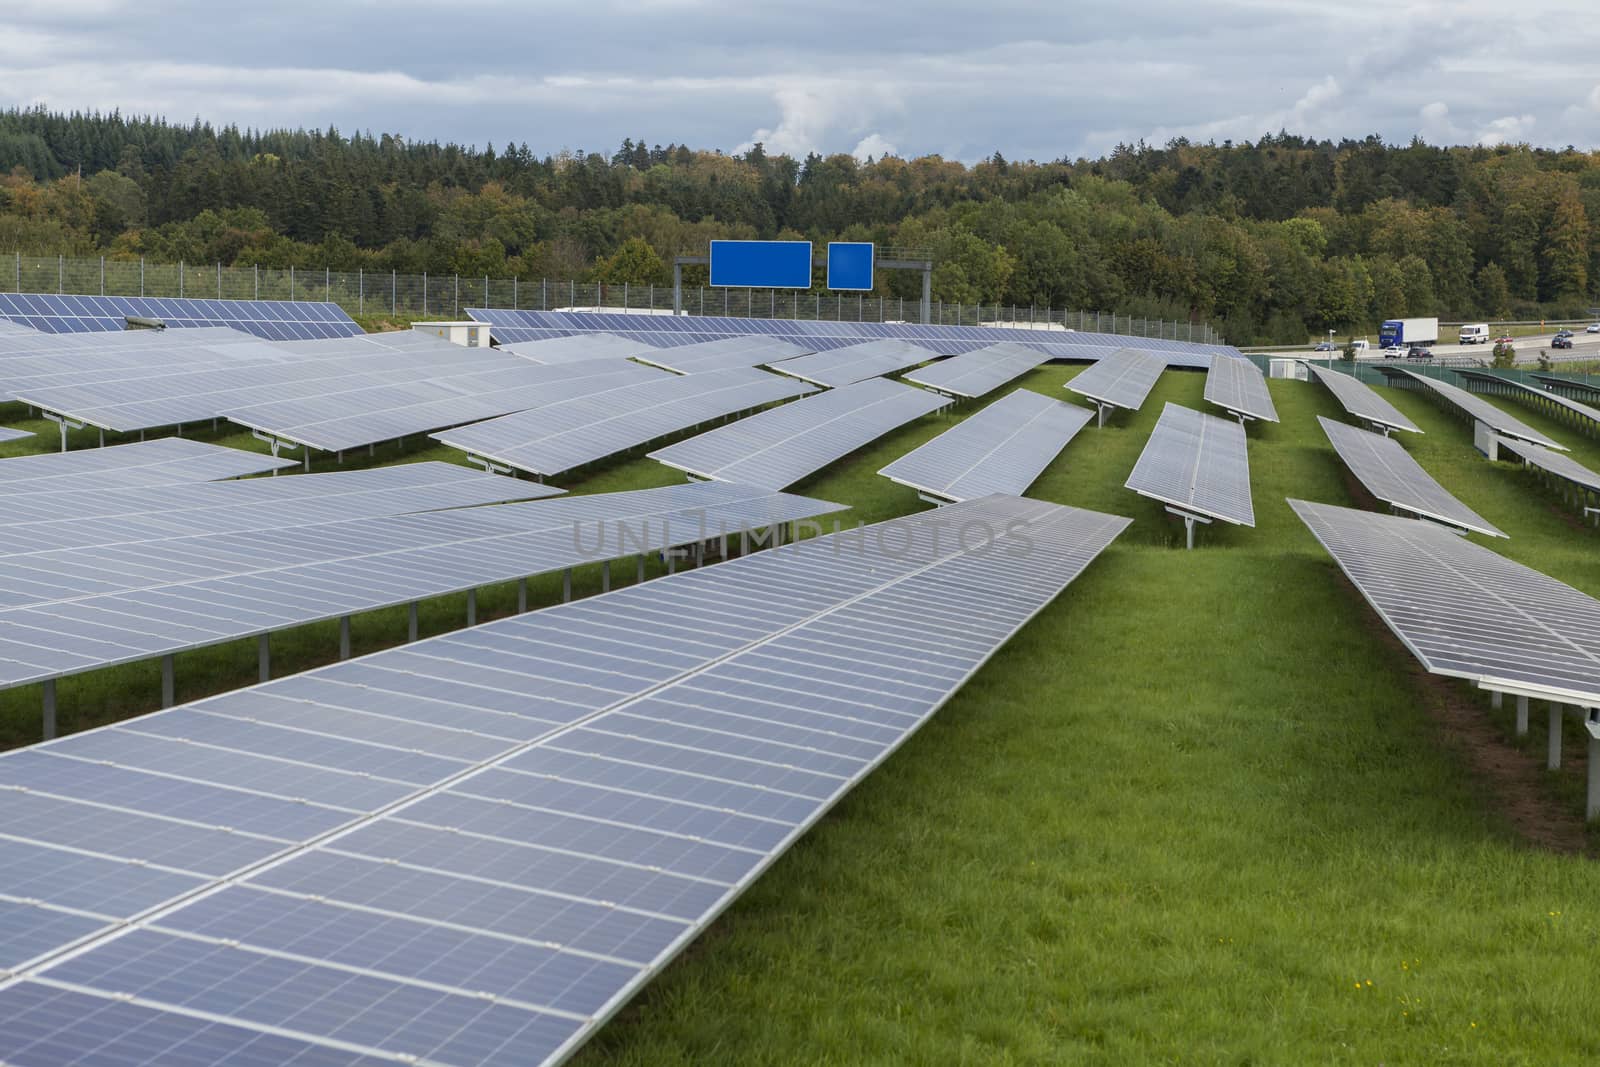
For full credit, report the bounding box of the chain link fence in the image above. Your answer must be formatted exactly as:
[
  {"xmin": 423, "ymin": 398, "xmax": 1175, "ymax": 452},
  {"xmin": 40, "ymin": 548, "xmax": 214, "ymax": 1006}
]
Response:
[{"xmin": 6, "ymin": 252, "xmax": 1223, "ymax": 345}]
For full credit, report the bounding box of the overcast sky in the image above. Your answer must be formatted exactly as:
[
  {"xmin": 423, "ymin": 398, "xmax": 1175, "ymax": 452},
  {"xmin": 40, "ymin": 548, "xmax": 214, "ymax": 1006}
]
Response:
[{"xmin": 3, "ymin": 0, "xmax": 1598, "ymax": 163}]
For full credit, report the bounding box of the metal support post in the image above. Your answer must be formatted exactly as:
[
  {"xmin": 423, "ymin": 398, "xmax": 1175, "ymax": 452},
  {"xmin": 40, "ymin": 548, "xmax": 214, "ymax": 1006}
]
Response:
[
  {"xmin": 258, "ymin": 634, "xmax": 270, "ymax": 682},
  {"xmin": 466, "ymin": 589, "xmax": 477, "ymax": 626},
  {"xmin": 517, "ymin": 577, "xmax": 528, "ymax": 613},
  {"xmin": 601, "ymin": 561, "xmax": 610, "ymax": 593},
  {"xmin": 1516, "ymin": 695, "xmax": 1529, "ymax": 737},
  {"xmin": 42, "ymin": 679, "xmax": 56, "ymax": 740},
  {"xmin": 673, "ymin": 262, "xmax": 682, "ymax": 314},
  {"xmin": 1492, "ymin": 691, "xmax": 1503, "ymax": 709},
  {"xmin": 408, "ymin": 603, "xmax": 418, "ymax": 642},
  {"xmin": 562, "ymin": 569, "xmax": 572, "ymax": 602},
  {"xmin": 1589, "ymin": 730, "xmax": 1600, "ymax": 821},
  {"xmin": 161, "ymin": 655, "xmax": 175, "ymax": 708},
  {"xmin": 1185, "ymin": 516, "xmax": 1196, "ymax": 550},
  {"xmin": 637, "ymin": 556, "xmax": 645, "ymax": 583},
  {"xmin": 667, "ymin": 551, "xmax": 676, "ymax": 575},
  {"xmin": 1548, "ymin": 703, "xmax": 1564, "ymax": 769},
  {"xmin": 339, "ymin": 616, "xmax": 351, "ymax": 660}
]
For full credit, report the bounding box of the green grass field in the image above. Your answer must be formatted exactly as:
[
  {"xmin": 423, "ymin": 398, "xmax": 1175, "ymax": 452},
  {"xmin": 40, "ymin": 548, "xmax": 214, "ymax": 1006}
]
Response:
[{"xmin": 4, "ymin": 361, "xmax": 1600, "ymax": 1064}]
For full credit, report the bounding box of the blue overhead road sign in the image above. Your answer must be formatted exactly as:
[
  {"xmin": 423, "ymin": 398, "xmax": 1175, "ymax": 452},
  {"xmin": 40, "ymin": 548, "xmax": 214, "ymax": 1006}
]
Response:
[
  {"xmin": 827, "ymin": 242, "xmax": 875, "ymax": 291},
  {"xmin": 708, "ymin": 240, "xmax": 814, "ymax": 288}
]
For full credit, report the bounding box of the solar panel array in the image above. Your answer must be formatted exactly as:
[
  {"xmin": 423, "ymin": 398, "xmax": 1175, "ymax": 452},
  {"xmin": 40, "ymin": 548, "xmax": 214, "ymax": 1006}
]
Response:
[
  {"xmin": 1452, "ymin": 369, "xmax": 1600, "ymax": 431},
  {"xmin": 650, "ymin": 377, "xmax": 951, "ymax": 489},
  {"xmin": 0, "ymin": 426, "xmax": 33, "ymax": 442},
  {"xmin": 1125, "ymin": 402, "xmax": 1255, "ymax": 528},
  {"xmin": 768, "ymin": 338, "xmax": 939, "ymax": 388},
  {"xmin": 0, "ymin": 437, "xmax": 293, "ymax": 493},
  {"xmin": 878, "ymin": 388, "xmax": 1092, "ymax": 501},
  {"xmin": 1318, "ymin": 416, "xmax": 1504, "ymax": 537},
  {"xmin": 1392, "ymin": 369, "xmax": 1565, "ymax": 450},
  {"xmin": 222, "ymin": 359, "xmax": 670, "ymax": 455},
  {"xmin": 1065, "ymin": 347, "xmax": 1166, "ymax": 418},
  {"xmin": 1302, "ymin": 362, "xmax": 1422, "ymax": 434},
  {"xmin": 13, "ymin": 334, "xmax": 535, "ymax": 436},
  {"xmin": 901, "ymin": 340, "xmax": 1057, "ymax": 398},
  {"xmin": 1532, "ymin": 373, "xmax": 1600, "ymax": 400},
  {"xmin": 0, "ymin": 327, "xmax": 289, "ymax": 402},
  {"xmin": 633, "ymin": 335, "xmax": 812, "ymax": 374},
  {"xmin": 1290, "ymin": 498, "xmax": 1600, "ymax": 706},
  {"xmin": 0, "ymin": 481, "xmax": 846, "ymax": 694},
  {"xmin": 499, "ymin": 332, "xmax": 662, "ymax": 365},
  {"xmin": 465, "ymin": 308, "xmax": 1234, "ymax": 368},
  {"xmin": 0, "ymin": 463, "xmax": 558, "ymax": 554},
  {"xmin": 1491, "ymin": 435, "xmax": 1600, "ymax": 494},
  {"xmin": 0, "ymin": 495, "xmax": 1130, "ymax": 1067},
  {"xmin": 0, "ymin": 293, "xmax": 363, "ymax": 340},
  {"xmin": 431, "ymin": 368, "xmax": 817, "ymax": 477},
  {"xmin": 1203, "ymin": 353, "xmax": 1279, "ymax": 422}
]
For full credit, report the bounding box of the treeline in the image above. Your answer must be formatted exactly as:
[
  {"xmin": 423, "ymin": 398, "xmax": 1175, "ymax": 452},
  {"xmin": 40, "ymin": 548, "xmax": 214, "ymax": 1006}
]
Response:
[{"xmin": 1, "ymin": 108, "xmax": 1597, "ymax": 343}]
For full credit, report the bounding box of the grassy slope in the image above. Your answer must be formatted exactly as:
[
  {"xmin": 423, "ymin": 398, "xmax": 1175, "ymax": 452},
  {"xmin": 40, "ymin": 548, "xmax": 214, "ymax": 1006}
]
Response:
[{"xmin": 5, "ymin": 366, "xmax": 1600, "ymax": 1062}]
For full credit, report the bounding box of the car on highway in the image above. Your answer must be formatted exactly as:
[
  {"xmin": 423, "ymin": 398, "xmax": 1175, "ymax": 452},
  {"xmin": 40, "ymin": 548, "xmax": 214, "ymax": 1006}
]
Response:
[
  {"xmin": 1555, "ymin": 329, "xmax": 1574, "ymax": 339},
  {"xmin": 1380, "ymin": 345, "xmax": 1406, "ymax": 359},
  {"xmin": 1554, "ymin": 334, "xmax": 1574, "ymax": 349},
  {"xmin": 1494, "ymin": 335, "xmax": 1515, "ymax": 346},
  {"xmin": 1405, "ymin": 346, "xmax": 1432, "ymax": 360},
  {"xmin": 1313, "ymin": 341, "xmax": 1338, "ymax": 352},
  {"xmin": 1587, "ymin": 323, "xmax": 1600, "ymax": 334}
]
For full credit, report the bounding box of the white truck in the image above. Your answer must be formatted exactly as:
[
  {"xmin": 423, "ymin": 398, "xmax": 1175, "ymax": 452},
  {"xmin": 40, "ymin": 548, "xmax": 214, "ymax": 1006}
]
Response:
[
  {"xmin": 1458, "ymin": 323, "xmax": 1490, "ymax": 344},
  {"xmin": 1380, "ymin": 317, "xmax": 1440, "ymax": 349}
]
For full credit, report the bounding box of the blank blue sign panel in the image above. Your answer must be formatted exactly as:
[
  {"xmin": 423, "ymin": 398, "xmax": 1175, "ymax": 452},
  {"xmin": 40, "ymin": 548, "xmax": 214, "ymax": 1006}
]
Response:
[
  {"xmin": 708, "ymin": 241, "xmax": 814, "ymax": 289},
  {"xmin": 826, "ymin": 243, "xmax": 875, "ymax": 291}
]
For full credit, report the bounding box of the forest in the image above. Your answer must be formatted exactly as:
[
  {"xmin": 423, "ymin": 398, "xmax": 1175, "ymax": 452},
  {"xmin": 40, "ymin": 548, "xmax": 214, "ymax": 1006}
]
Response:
[{"xmin": 0, "ymin": 106, "xmax": 1597, "ymax": 344}]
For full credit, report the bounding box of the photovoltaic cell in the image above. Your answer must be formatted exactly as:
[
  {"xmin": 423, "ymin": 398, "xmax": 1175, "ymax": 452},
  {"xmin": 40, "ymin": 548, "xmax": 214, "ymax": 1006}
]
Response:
[
  {"xmin": 1318, "ymin": 416, "xmax": 1504, "ymax": 537},
  {"xmin": 0, "ymin": 293, "xmax": 363, "ymax": 340},
  {"xmin": 0, "ymin": 494, "xmax": 1130, "ymax": 1067},
  {"xmin": 1451, "ymin": 368, "xmax": 1600, "ymax": 433},
  {"xmin": 768, "ymin": 338, "xmax": 939, "ymax": 387},
  {"xmin": 878, "ymin": 388, "xmax": 1091, "ymax": 501},
  {"xmin": 1125, "ymin": 402, "xmax": 1254, "ymax": 528},
  {"xmin": 0, "ymin": 426, "xmax": 33, "ymax": 442},
  {"xmin": 1065, "ymin": 347, "xmax": 1166, "ymax": 418},
  {"xmin": 649, "ymin": 377, "xmax": 950, "ymax": 489},
  {"xmin": 901, "ymin": 340, "xmax": 1061, "ymax": 398},
  {"xmin": 431, "ymin": 367, "xmax": 816, "ymax": 477},
  {"xmin": 465, "ymin": 309, "xmax": 1236, "ymax": 369},
  {"xmin": 0, "ymin": 481, "xmax": 846, "ymax": 692},
  {"xmin": 1390, "ymin": 368, "xmax": 1564, "ymax": 450},
  {"xmin": 1302, "ymin": 361, "xmax": 1421, "ymax": 435},
  {"xmin": 1490, "ymin": 434, "xmax": 1600, "ymax": 494},
  {"xmin": 0, "ymin": 437, "xmax": 293, "ymax": 493},
  {"xmin": 1203, "ymin": 353, "xmax": 1279, "ymax": 422}
]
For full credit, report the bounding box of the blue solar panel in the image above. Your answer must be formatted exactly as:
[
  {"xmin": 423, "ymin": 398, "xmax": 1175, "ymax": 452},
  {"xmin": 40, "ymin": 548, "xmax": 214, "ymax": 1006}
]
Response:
[
  {"xmin": 466, "ymin": 309, "xmax": 1233, "ymax": 368},
  {"xmin": 0, "ymin": 294, "xmax": 363, "ymax": 341}
]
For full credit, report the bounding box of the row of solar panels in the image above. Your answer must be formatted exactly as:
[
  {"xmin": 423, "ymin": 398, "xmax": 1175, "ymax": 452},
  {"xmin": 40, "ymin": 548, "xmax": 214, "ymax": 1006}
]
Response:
[{"xmin": 0, "ymin": 292, "xmax": 362, "ymax": 340}]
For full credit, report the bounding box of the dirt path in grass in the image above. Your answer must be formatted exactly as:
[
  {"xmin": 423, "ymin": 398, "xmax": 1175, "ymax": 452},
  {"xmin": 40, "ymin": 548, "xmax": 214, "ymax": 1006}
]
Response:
[{"xmin": 1357, "ymin": 593, "xmax": 1591, "ymax": 855}]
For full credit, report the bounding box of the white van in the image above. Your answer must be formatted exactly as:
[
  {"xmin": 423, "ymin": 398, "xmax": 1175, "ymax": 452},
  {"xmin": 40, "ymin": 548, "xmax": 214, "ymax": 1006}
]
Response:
[{"xmin": 1459, "ymin": 323, "xmax": 1490, "ymax": 344}]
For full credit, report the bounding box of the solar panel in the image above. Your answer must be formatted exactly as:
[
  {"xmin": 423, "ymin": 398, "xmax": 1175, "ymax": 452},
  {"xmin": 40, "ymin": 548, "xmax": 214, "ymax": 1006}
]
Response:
[
  {"xmin": 0, "ymin": 494, "xmax": 1130, "ymax": 1067},
  {"xmin": 1302, "ymin": 361, "xmax": 1422, "ymax": 435},
  {"xmin": 0, "ymin": 327, "xmax": 292, "ymax": 402},
  {"xmin": 0, "ymin": 293, "xmax": 363, "ymax": 340},
  {"xmin": 1531, "ymin": 372, "xmax": 1600, "ymax": 400},
  {"xmin": 1451, "ymin": 369, "xmax": 1600, "ymax": 433},
  {"xmin": 1290, "ymin": 497, "xmax": 1600, "ymax": 707},
  {"xmin": 0, "ymin": 437, "xmax": 293, "ymax": 493},
  {"xmin": 901, "ymin": 340, "xmax": 1060, "ymax": 397},
  {"xmin": 1065, "ymin": 347, "xmax": 1166, "ymax": 424},
  {"xmin": 222, "ymin": 359, "xmax": 670, "ymax": 455},
  {"xmin": 633, "ymin": 335, "xmax": 812, "ymax": 374},
  {"xmin": 1203, "ymin": 353, "xmax": 1279, "ymax": 422},
  {"xmin": 650, "ymin": 377, "xmax": 951, "ymax": 489},
  {"xmin": 1387, "ymin": 368, "xmax": 1565, "ymax": 450},
  {"xmin": 1125, "ymin": 402, "xmax": 1254, "ymax": 545},
  {"xmin": 431, "ymin": 368, "xmax": 817, "ymax": 477},
  {"xmin": 767, "ymin": 338, "xmax": 939, "ymax": 387},
  {"xmin": 498, "ymin": 332, "xmax": 662, "ymax": 365},
  {"xmin": 0, "ymin": 463, "xmax": 559, "ymax": 554},
  {"xmin": 466, "ymin": 308, "xmax": 1236, "ymax": 368},
  {"xmin": 0, "ymin": 481, "xmax": 847, "ymax": 696},
  {"xmin": 1490, "ymin": 434, "xmax": 1600, "ymax": 495},
  {"xmin": 0, "ymin": 426, "xmax": 33, "ymax": 442},
  {"xmin": 14, "ymin": 337, "xmax": 531, "ymax": 437},
  {"xmin": 878, "ymin": 388, "xmax": 1092, "ymax": 501},
  {"xmin": 1318, "ymin": 416, "xmax": 1504, "ymax": 537}
]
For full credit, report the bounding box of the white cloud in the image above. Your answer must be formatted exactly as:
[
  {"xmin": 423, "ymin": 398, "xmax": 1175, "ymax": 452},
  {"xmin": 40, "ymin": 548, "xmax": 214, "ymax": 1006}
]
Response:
[
  {"xmin": 1477, "ymin": 114, "xmax": 1536, "ymax": 146},
  {"xmin": 851, "ymin": 133, "xmax": 896, "ymax": 161},
  {"xmin": 1418, "ymin": 101, "xmax": 1462, "ymax": 143}
]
